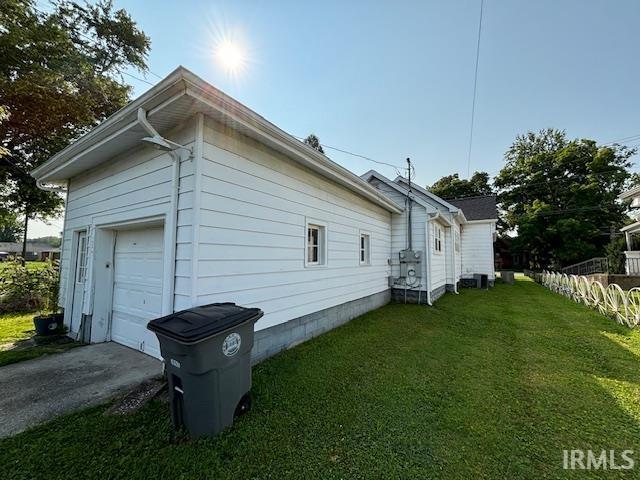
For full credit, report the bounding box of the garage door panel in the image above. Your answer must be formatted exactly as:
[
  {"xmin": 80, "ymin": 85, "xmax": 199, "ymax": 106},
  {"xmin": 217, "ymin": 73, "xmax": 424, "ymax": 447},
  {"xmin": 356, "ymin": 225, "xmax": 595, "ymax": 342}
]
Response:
[
  {"xmin": 113, "ymin": 255, "xmax": 164, "ymax": 282},
  {"xmin": 111, "ymin": 227, "xmax": 164, "ymax": 359},
  {"xmin": 112, "ymin": 287, "xmax": 162, "ymax": 317}
]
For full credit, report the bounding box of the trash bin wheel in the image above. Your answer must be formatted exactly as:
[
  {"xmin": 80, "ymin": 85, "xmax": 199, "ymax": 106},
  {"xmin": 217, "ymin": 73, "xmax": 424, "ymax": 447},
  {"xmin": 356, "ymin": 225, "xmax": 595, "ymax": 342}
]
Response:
[{"xmin": 234, "ymin": 392, "xmax": 252, "ymax": 418}]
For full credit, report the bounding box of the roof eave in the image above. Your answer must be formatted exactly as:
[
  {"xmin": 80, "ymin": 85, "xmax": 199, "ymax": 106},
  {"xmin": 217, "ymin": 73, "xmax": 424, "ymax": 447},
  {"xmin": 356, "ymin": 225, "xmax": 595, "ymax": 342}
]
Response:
[
  {"xmin": 32, "ymin": 66, "xmax": 189, "ymax": 180},
  {"xmin": 32, "ymin": 68, "xmax": 402, "ymax": 214},
  {"xmin": 619, "ymin": 185, "xmax": 640, "ymax": 201}
]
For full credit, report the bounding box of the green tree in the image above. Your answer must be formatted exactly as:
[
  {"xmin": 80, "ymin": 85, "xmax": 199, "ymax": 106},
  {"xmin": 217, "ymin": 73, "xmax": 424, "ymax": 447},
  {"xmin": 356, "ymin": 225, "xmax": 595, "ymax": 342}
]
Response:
[
  {"xmin": 495, "ymin": 128, "xmax": 634, "ymax": 269},
  {"xmin": 428, "ymin": 171, "xmax": 493, "ymax": 199},
  {"xmin": 304, "ymin": 134, "xmax": 325, "ymax": 154},
  {"xmin": 0, "ymin": 0, "xmax": 150, "ymax": 259},
  {"xmin": 605, "ymin": 235, "xmax": 627, "ymax": 274},
  {"xmin": 0, "ymin": 209, "xmax": 22, "ymax": 242},
  {"xmin": 27, "ymin": 236, "xmax": 62, "ymax": 248}
]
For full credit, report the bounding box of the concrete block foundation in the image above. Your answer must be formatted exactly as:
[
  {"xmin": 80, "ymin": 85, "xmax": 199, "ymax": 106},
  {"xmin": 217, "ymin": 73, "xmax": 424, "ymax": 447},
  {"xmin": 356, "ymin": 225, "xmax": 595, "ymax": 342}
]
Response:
[{"xmin": 251, "ymin": 289, "xmax": 391, "ymax": 364}]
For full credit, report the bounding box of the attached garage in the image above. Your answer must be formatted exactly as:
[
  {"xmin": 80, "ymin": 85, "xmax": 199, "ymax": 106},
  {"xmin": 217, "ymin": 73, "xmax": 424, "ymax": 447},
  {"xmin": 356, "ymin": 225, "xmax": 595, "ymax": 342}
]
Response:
[{"xmin": 110, "ymin": 227, "xmax": 164, "ymax": 358}]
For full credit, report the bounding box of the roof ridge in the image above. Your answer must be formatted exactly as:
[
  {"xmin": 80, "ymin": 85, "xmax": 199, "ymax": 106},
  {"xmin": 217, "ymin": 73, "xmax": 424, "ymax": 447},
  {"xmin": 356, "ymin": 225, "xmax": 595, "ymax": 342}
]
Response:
[{"xmin": 446, "ymin": 194, "xmax": 497, "ymax": 201}]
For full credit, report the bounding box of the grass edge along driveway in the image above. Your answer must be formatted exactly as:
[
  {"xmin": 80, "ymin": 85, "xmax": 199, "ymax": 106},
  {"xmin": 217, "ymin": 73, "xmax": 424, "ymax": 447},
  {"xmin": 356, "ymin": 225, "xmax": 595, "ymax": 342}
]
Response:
[
  {"xmin": 2, "ymin": 277, "xmax": 640, "ymax": 479},
  {"xmin": 0, "ymin": 312, "xmax": 77, "ymax": 366}
]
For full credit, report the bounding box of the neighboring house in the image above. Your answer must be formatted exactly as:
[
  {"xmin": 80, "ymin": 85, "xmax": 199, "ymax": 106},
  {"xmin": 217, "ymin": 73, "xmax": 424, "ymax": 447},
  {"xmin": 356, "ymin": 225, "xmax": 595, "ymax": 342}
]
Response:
[
  {"xmin": 619, "ymin": 185, "xmax": 640, "ymax": 274},
  {"xmin": 363, "ymin": 172, "xmax": 497, "ymax": 303},
  {"xmin": 446, "ymin": 195, "xmax": 498, "ymax": 283},
  {"xmin": 31, "ymin": 67, "xmax": 496, "ymax": 361},
  {"xmin": 0, "ymin": 242, "xmax": 60, "ymax": 261}
]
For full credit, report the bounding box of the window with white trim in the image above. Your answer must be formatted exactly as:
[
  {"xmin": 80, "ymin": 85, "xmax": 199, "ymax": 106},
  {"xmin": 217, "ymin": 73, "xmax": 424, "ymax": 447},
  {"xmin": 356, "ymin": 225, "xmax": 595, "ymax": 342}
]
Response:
[
  {"xmin": 433, "ymin": 224, "xmax": 443, "ymax": 254},
  {"xmin": 454, "ymin": 230, "xmax": 460, "ymax": 252},
  {"xmin": 359, "ymin": 233, "xmax": 370, "ymax": 265},
  {"xmin": 75, "ymin": 231, "xmax": 88, "ymax": 284},
  {"xmin": 306, "ymin": 222, "xmax": 326, "ymax": 266}
]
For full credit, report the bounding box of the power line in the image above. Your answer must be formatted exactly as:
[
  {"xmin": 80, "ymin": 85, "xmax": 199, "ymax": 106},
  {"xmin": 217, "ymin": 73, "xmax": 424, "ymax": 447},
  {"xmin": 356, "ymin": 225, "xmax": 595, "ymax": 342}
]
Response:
[
  {"xmin": 466, "ymin": 0, "xmax": 484, "ymax": 178},
  {"xmin": 293, "ymin": 135, "xmax": 403, "ymax": 170},
  {"xmin": 603, "ymin": 133, "xmax": 640, "ymax": 146}
]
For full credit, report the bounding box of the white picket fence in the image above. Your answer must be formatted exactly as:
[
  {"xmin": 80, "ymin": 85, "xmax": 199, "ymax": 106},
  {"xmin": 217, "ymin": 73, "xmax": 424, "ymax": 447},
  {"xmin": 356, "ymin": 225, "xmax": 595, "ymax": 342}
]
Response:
[{"xmin": 536, "ymin": 271, "xmax": 640, "ymax": 328}]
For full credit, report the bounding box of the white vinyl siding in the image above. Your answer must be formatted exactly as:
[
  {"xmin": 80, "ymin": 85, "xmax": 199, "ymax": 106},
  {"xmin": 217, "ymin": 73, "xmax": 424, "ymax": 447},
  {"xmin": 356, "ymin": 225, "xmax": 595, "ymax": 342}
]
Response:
[
  {"xmin": 58, "ymin": 121, "xmax": 196, "ymax": 319},
  {"xmin": 428, "ymin": 222, "xmax": 446, "ymax": 289},
  {"xmin": 460, "ymin": 222, "xmax": 496, "ymax": 280},
  {"xmin": 197, "ymin": 117, "xmax": 392, "ymax": 331},
  {"xmin": 368, "ymin": 179, "xmax": 428, "ymax": 292},
  {"xmin": 454, "ymin": 223, "xmax": 462, "ymax": 282}
]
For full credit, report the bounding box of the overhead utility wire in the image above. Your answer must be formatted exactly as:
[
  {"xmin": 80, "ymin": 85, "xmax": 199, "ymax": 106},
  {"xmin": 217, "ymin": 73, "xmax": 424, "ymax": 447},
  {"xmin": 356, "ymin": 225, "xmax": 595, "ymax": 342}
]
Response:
[
  {"xmin": 466, "ymin": 0, "xmax": 484, "ymax": 178},
  {"xmin": 292, "ymin": 135, "xmax": 403, "ymax": 170}
]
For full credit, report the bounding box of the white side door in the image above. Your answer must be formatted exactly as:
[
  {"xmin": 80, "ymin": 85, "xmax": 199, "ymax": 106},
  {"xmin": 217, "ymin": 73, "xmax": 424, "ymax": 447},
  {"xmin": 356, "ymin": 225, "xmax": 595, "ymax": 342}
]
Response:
[{"xmin": 69, "ymin": 231, "xmax": 88, "ymax": 336}]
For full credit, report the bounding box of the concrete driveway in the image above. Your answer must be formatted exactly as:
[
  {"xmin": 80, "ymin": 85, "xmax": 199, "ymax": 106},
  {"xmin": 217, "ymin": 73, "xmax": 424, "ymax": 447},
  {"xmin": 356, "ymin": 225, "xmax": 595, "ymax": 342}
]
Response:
[{"xmin": 0, "ymin": 342, "xmax": 161, "ymax": 438}]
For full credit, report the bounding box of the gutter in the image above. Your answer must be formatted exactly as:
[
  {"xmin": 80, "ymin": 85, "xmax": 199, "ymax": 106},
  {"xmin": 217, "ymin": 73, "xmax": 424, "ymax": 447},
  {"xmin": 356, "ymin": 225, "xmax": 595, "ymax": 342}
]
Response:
[{"xmin": 36, "ymin": 180, "xmax": 68, "ymax": 193}]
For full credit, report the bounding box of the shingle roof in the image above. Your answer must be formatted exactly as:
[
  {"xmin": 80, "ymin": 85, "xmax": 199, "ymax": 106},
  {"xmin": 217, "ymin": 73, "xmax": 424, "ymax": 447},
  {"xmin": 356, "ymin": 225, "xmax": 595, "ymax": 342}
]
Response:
[{"xmin": 447, "ymin": 195, "xmax": 498, "ymax": 221}]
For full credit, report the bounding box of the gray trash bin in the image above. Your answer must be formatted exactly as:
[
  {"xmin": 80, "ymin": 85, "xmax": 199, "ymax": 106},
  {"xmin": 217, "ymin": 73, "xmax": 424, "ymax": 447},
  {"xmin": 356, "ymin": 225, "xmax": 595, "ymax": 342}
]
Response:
[{"xmin": 147, "ymin": 302, "xmax": 263, "ymax": 438}]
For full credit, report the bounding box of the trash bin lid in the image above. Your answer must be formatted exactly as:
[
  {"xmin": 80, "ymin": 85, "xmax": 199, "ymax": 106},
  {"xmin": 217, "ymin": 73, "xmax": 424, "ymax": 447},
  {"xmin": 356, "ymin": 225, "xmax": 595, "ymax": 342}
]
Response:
[{"xmin": 147, "ymin": 303, "xmax": 263, "ymax": 343}]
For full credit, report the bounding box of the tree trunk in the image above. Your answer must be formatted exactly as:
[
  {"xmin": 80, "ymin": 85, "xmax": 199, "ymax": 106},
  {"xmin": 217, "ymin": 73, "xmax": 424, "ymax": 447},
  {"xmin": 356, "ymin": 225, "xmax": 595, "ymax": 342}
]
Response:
[{"xmin": 21, "ymin": 213, "xmax": 28, "ymax": 266}]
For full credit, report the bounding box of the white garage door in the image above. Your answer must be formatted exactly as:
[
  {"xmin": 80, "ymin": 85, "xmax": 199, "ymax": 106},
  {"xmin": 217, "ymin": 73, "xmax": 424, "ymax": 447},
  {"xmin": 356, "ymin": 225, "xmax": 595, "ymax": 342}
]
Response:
[{"xmin": 111, "ymin": 227, "xmax": 164, "ymax": 358}]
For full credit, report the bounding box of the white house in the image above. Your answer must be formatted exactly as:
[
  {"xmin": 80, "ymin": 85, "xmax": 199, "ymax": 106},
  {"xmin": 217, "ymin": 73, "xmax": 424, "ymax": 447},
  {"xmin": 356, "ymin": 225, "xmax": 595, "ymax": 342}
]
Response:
[
  {"xmin": 362, "ymin": 171, "xmax": 497, "ymax": 303},
  {"xmin": 32, "ymin": 67, "xmax": 496, "ymax": 362},
  {"xmin": 619, "ymin": 185, "xmax": 640, "ymax": 274}
]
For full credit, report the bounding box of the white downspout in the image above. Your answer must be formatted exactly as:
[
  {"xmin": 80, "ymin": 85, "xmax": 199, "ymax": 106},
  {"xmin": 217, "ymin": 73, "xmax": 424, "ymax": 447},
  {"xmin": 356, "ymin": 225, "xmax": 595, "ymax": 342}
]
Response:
[
  {"xmin": 162, "ymin": 151, "xmax": 180, "ymax": 316},
  {"xmin": 425, "ymin": 217, "xmax": 433, "ymax": 306},
  {"xmin": 136, "ymin": 108, "xmax": 191, "ymax": 315},
  {"xmin": 452, "ymin": 223, "xmax": 459, "ymax": 294}
]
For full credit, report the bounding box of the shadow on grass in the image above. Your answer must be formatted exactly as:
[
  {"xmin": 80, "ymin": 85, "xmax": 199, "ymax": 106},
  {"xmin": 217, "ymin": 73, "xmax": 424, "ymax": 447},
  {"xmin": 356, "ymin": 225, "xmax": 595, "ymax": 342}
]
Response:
[
  {"xmin": 0, "ymin": 320, "xmax": 80, "ymax": 367},
  {"xmin": 0, "ymin": 278, "xmax": 639, "ymax": 479}
]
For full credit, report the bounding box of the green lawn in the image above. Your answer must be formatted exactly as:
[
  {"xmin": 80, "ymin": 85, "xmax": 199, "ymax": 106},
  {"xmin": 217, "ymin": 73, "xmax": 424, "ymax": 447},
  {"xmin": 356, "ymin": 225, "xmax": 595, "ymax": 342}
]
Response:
[
  {"xmin": 1, "ymin": 277, "xmax": 640, "ymax": 479},
  {"xmin": 0, "ymin": 312, "xmax": 77, "ymax": 367},
  {"xmin": 0, "ymin": 261, "xmax": 49, "ymax": 272}
]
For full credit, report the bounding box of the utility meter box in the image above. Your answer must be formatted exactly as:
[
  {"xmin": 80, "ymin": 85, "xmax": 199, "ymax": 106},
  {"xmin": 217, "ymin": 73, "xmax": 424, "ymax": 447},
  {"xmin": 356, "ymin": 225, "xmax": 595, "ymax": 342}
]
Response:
[{"xmin": 399, "ymin": 249, "xmax": 422, "ymax": 279}]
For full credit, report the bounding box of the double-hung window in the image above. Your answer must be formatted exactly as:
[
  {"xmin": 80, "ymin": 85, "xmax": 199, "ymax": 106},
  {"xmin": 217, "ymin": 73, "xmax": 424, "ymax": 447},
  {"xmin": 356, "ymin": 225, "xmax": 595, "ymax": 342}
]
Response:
[
  {"xmin": 433, "ymin": 224, "xmax": 443, "ymax": 254},
  {"xmin": 306, "ymin": 220, "xmax": 327, "ymax": 266},
  {"xmin": 359, "ymin": 232, "xmax": 371, "ymax": 265}
]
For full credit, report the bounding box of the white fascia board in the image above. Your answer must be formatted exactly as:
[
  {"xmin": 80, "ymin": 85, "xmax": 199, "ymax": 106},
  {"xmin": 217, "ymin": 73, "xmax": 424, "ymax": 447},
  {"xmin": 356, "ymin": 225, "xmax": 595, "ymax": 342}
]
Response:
[
  {"xmin": 619, "ymin": 185, "xmax": 640, "ymax": 200},
  {"xmin": 393, "ymin": 176, "xmax": 460, "ymax": 212},
  {"xmin": 361, "ymin": 170, "xmax": 437, "ymax": 212},
  {"xmin": 465, "ymin": 219, "xmax": 498, "ymax": 225},
  {"xmin": 621, "ymin": 221, "xmax": 640, "ymax": 233}
]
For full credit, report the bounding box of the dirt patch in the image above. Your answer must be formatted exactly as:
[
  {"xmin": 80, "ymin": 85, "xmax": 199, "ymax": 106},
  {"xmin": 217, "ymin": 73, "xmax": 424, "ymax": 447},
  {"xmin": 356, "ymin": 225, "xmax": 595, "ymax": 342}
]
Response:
[{"xmin": 105, "ymin": 378, "xmax": 167, "ymax": 416}]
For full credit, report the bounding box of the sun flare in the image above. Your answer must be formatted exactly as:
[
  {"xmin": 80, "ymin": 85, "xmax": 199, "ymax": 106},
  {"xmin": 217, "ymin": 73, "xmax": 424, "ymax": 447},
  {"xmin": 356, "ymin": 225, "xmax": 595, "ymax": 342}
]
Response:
[{"xmin": 215, "ymin": 40, "xmax": 246, "ymax": 74}]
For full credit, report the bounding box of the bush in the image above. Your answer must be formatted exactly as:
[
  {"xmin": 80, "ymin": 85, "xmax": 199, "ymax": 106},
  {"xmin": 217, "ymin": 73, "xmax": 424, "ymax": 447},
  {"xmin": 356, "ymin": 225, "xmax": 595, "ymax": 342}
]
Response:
[{"xmin": 0, "ymin": 259, "xmax": 61, "ymax": 314}]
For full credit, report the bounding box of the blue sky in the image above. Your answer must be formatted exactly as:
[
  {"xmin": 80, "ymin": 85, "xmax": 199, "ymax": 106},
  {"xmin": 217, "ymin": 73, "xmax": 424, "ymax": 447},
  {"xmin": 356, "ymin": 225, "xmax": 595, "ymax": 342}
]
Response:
[{"xmin": 31, "ymin": 0, "xmax": 640, "ymax": 236}]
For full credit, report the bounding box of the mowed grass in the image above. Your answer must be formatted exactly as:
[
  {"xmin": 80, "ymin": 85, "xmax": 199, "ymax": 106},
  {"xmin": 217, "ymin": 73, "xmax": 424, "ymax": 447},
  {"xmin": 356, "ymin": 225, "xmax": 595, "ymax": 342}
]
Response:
[
  {"xmin": 0, "ymin": 312, "xmax": 77, "ymax": 366},
  {"xmin": 1, "ymin": 277, "xmax": 640, "ymax": 479}
]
